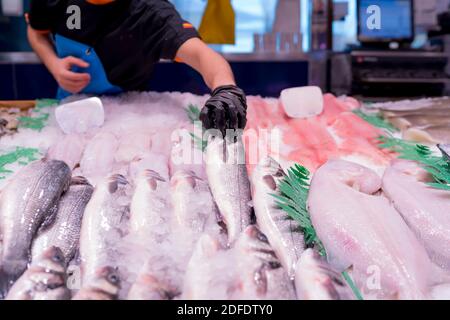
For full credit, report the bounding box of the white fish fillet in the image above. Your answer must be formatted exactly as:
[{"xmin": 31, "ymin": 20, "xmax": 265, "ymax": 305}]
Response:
[
  {"xmin": 382, "ymin": 160, "xmax": 450, "ymax": 269},
  {"xmin": 308, "ymin": 160, "xmax": 432, "ymax": 299}
]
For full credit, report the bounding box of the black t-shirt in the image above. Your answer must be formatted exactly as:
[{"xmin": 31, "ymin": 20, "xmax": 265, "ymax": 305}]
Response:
[{"xmin": 28, "ymin": 0, "xmax": 199, "ymax": 91}]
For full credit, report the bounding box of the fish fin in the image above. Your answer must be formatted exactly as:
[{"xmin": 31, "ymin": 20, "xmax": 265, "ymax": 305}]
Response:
[
  {"xmin": 0, "ymin": 270, "xmax": 13, "ymax": 299},
  {"xmin": 108, "ymin": 174, "xmax": 129, "ymax": 193},
  {"xmin": 71, "ymin": 176, "xmax": 92, "ymax": 187}
]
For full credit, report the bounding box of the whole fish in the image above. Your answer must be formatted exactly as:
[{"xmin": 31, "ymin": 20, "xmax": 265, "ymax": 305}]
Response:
[
  {"xmin": 205, "ymin": 136, "xmax": 252, "ymax": 245},
  {"xmin": 170, "ymin": 170, "xmax": 217, "ymax": 243},
  {"xmin": 32, "ymin": 176, "xmax": 94, "ymax": 264},
  {"xmin": 79, "ymin": 174, "xmax": 130, "ymax": 282},
  {"xmin": 129, "ymin": 169, "xmax": 169, "ymax": 241},
  {"xmin": 234, "ymin": 225, "xmax": 296, "ymax": 300},
  {"xmin": 251, "ymin": 157, "xmax": 305, "ymax": 279},
  {"xmin": 0, "ymin": 159, "xmax": 71, "ymax": 294},
  {"xmin": 80, "ymin": 131, "xmax": 119, "ymax": 183},
  {"xmin": 6, "ymin": 246, "xmax": 70, "ymax": 300},
  {"xmin": 182, "ymin": 234, "xmax": 226, "ymax": 300},
  {"xmin": 72, "ymin": 266, "xmax": 121, "ymax": 300},
  {"xmin": 127, "ymin": 269, "xmax": 177, "ymax": 300},
  {"xmin": 295, "ymin": 249, "xmax": 353, "ymax": 300}
]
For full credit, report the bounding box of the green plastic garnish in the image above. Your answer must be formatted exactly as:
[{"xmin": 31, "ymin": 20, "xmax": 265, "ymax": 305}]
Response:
[
  {"xmin": 378, "ymin": 136, "xmax": 450, "ymax": 191},
  {"xmin": 0, "ymin": 147, "xmax": 41, "ymax": 179},
  {"xmin": 353, "ymin": 109, "xmax": 398, "ymax": 133},
  {"xmin": 186, "ymin": 104, "xmax": 208, "ymax": 151},
  {"xmin": 35, "ymin": 99, "xmax": 59, "ymax": 110},
  {"xmin": 17, "ymin": 98, "xmax": 58, "ymax": 131},
  {"xmin": 18, "ymin": 113, "xmax": 50, "ymax": 131}
]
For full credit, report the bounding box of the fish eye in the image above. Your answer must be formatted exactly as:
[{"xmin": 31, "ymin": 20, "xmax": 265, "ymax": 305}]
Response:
[
  {"xmin": 268, "ymin": 261, "xmax": 281, "ymax": 269},
  {"xmin": 255, "ymin": 230, "xmax": 269, "ymax": 243},
  {"xmin": 52, "ymin": 254, "xmax": 63, "ymax": 263},
  {"xmin": 108, "ymin": 273, "xmax": 119, "ymax": 284}
]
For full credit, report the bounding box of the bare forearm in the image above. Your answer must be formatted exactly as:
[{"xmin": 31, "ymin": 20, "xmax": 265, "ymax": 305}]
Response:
[
  {"xmin": 200, "ymin": 50, "xmax": 235, "ymax": 90},
  {"xmin": 27, "ymin": 26, "xmax": 59, "ymax": 74},
  {"xmin": 176, "ymin": 38, "xmax": 235, "ymax": 90}
]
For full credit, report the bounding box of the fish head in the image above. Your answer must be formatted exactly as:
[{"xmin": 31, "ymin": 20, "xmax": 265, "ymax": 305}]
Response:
[
  {"xmin": 258, "ymin": 157, "xmax": 285, "ymax": 178},
  {"xmin": 238, "ymin": 226, "xmax": 281, "ymax": 268},
  {"xmin": 139, "ymin": 169, "xmax": 166, "ymax": 191},
  {"xmin": 70, "ymin": 176, "xmax": 93, "ymax": 188},
  {"xmin": 88, "ymin": 266, "xmax": 121, "ymax": 297},
  {"xmin": 252, "ymin": 157, "xmax": 285, "ymax": 193},
  {"xmin": 105, "ymin": 174, "xmax": 129, "ymax": 194},
  {"xmin": 170, "ymin": 170, "xmax": 202, "ymax": 190},
  {"xmin": 134, "ymin": 273, "xmax": 179, "ymax": 300},
  {"xmin": 35, "ymin": 246, "xmax": 67, "ymax": 273}
]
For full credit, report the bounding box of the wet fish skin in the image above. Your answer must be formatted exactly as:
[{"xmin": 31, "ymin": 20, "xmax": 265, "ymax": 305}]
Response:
[
  {"xmin": 6, "ymin": 247, "xmax": 70, "ymax": 300},
  {"xmin": 251, "ymin": 157, "xmax": 305, "ymax": 279},
  {"xmin": 182, "ymin": 234, "xmax": 223, "ymax": 300},
  {"xmin": 129, "ymin": 169, "xmax": 169, "ymax": 242},
  {"xmin": 295, "ymin": 249, "xmax": 353, "ymax": 300},
  {"xmin": 171, "ymin": 170, "xmax": 217, "ymax": 239},
  {"xmin": 235, "ymin": 225, "xmax": 296, "ymax": 300},
  {"xmin": 206, "ymin": 136, "xmax": 252, "ymax": 245},
  {"xmin": 79, "ymin": 174, "xmax": 130, "ymax": 282},
  {"xmin": 0, "ymin": 159, "xmax": 71, "ymax": 292},
  {"xmin": 72, "ymin": 266, "xmax": 121, "ymax": 300},
  {"xmin": 32, "ymin": 176, "xmax": 94, "ymax": 264}
]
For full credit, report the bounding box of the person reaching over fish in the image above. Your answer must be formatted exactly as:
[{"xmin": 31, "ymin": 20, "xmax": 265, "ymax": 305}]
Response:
[{"xmin": 26, "ymin": 0, "xmax": 247, "ymax": 135}]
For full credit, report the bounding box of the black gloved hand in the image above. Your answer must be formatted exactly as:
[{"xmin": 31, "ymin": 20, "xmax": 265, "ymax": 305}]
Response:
[{"xmin": 200, "ymin": 85, "xmax": 247, "ymax": 136}]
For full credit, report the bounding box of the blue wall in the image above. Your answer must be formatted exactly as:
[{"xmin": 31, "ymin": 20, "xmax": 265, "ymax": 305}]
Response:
[{"xmin": 0, "ymin": 60, "xmax": 308, "ymax": 99}]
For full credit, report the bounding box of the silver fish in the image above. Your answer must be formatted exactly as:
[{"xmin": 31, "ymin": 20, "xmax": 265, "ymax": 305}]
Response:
[
  {"xmin": 31, "ymin": 176, "xmax": 94, "ymax": 264},
  {"xmin": 79, "ymin": 174, "xmax": 130, "ymax": 282},
  {"xmin": 127, "ymin": 270, "xmax": 177, "ymax": 300},
  {"xmin": 129, "ymin": 169, "xmax": 169, "ymax": 241},
  {"xmin": 0, "ymin": 159, "xmax": 71, "ymax": 294},
  {"xmin": 251, "ymin": 157, "xmax": 305, "ymax": 279},
  {"xmin": 205, "ymin": 136, "xmax": 252, "ymax": 245},
  {"xmin": 170, "ymin": 170, "xmax": 218, "ymax": 243},
  {"xmin": 72, "ymin": 266, "xmax": 121, "ymax": 300},
  {"xmin": 6, "ymin": 246, "xmax": 70, "ymax": 300},
  {"xmin": 235, "ymin": 225, "xmax": 296, "ymax": 300},
  {"xmin": 295, "ymin": 249, "xmax": 353, "ymax": 300},
  {"xmin": 182, "ymin": 234, "xmax": 224, "ymax": 300}
]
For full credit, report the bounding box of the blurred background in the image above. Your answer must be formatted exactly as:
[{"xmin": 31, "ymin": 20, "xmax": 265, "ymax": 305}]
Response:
[{"xmin": 1, "ymin": 0, "xmax": 450, "ymax": 99}]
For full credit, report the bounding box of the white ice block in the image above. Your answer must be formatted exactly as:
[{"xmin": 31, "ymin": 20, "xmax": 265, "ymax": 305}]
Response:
[
  {"xmin": 280, "ymin": 86, "xmax": 324, "ymax": 118},
  {"xmin": 55, "ymin": 97, "xmax": 105, "ymax": 134}
]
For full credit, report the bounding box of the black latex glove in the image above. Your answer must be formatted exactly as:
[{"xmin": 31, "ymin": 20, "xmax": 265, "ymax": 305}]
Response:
[{"xmin": 200, "ymin": 85, "xmax": 247, "ymax": 136}]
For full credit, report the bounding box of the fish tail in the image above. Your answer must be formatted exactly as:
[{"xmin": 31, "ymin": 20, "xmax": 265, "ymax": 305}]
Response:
[{"xmin": 0, "ymin": 270, "xmax": 11, "ymax": 299}]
